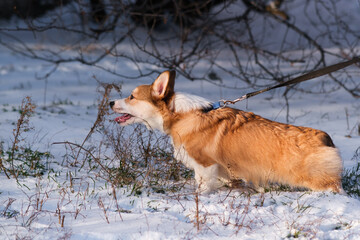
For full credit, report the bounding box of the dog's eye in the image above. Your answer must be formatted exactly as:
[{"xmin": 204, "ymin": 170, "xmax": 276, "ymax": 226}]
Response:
[{"xmin": 129, "ymin": 94, "xmax": 135, "ymax": 100}]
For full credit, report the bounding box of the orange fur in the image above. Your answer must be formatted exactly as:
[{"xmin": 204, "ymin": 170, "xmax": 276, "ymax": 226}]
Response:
[
  {"xmin": 168, "ymin": 108, "xmax": 343, "ymax": 192},
  {"xmin": 111, "ymin": 70, "xmax": 344, "ymax": 193}
]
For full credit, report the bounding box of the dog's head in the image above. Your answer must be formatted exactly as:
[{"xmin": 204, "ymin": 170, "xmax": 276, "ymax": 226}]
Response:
[{"xmin": 110, "ymin": 70, "xmax": 176, "ymax": 131}]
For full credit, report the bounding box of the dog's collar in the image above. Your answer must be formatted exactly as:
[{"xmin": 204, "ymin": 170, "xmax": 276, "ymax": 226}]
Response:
[
  {"xmin": 202, "ymin": 101, "xmax": 225, "ymax": 112},
  {"xmin": 211, "ymin": 101, "xmax": 224, "ymax": 110}
]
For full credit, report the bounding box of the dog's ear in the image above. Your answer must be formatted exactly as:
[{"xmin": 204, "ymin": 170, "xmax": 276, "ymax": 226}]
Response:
[{"xmin": 151, "ymin": 70, "xmax": 175, "ymax": 100}]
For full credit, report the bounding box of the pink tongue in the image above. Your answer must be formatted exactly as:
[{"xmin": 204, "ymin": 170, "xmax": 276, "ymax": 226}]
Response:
[{"xmin": 114, "ymin": 114, "xmax": 132, "ymax": 123}]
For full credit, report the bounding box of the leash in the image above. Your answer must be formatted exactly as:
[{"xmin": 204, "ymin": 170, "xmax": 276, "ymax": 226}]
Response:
[{"xmin": 212, "ymin": 56, "xmax": 360, "ymax": 109}]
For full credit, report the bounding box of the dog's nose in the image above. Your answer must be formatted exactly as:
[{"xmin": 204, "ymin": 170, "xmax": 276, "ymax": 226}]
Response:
[{"xmin": 109, "ymin": 101, "xmax": 115, "ymax": 108}]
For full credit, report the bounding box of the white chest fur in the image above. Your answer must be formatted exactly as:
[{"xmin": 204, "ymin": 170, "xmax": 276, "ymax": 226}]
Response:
[{"xmin": 173, "ymin": 144, "xmax": 198, "ymax": 170}]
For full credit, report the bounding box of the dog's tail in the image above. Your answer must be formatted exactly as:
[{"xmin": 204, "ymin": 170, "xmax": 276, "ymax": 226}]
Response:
[{"xmin": 301, "ymin": 146, "xmax": 344, "ymax": 193}]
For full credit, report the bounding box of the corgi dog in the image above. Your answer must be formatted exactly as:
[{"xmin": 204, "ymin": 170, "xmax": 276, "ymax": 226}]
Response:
[{"xmin": 110, "ymin": 70, "xmax": 344, "ymax": 194}]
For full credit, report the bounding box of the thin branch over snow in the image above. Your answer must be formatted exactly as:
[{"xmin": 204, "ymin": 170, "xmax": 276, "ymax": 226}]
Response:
[{"xmin": 0, "ymin": 0, "xmax": 359, "ymax": 97}]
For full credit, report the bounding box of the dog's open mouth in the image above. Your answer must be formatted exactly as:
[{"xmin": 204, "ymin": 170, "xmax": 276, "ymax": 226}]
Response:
[{"xmin": 114, "ymin": 113, "xmax": 133, "ymax": 123}]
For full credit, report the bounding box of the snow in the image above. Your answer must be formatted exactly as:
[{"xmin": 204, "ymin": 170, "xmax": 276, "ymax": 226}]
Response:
[
  {"xmin": 0, "ymin": 46, "xmax": 359, "ymax": 240},
  {"xmin": 0, "ymin": 6, "xmax": 360, "ymax": 239}
]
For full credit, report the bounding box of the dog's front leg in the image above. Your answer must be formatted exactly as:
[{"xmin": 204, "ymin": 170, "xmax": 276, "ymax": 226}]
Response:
[
  {"xmin": 193, "ymin": 163, "xmax": 227, "ymax": 194},
  {"xmin": 174, "ymin": 145, "xmax": 225, "ymax": 193}
]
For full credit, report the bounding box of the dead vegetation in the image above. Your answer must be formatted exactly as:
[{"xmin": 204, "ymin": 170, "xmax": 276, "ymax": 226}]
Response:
[{"xmin": 0, "ymin": 82, "xmax": 359, "ymax": 239}]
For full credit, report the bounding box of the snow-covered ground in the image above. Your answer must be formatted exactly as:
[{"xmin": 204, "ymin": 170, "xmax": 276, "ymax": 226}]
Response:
[{"xmin": 0, "ymin": 39, "xmax": 359, "ymax": 239}]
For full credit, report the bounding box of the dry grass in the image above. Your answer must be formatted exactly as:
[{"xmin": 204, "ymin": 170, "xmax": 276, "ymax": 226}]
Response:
[
  {"xmin": 1, "ymin": 85, "xmax": 359, "ymax": 239},
  {"xmin": 53, "ymin": 83, "xmax": 193, "ymax": 197}
]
